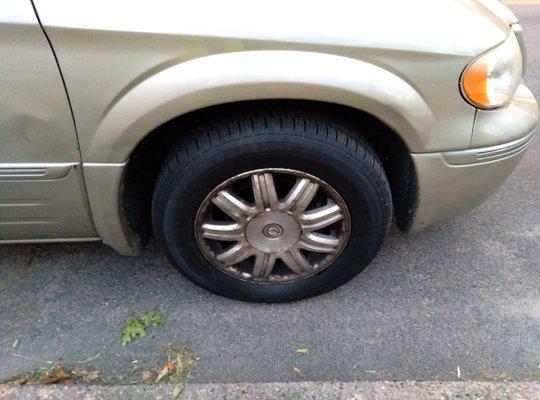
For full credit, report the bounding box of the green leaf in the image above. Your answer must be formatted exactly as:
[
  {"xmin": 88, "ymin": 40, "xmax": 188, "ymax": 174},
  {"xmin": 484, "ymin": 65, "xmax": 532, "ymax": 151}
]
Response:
[
  {"xmin": 139, "ymin": 310, "xmax": 165, "ymax": 328},
  {"xmin": 121, "ymin": 318, "xmax": 147, "ymax": 346},
  {"xmin": 120, "ymin": 310, "xmax": 165, "ymax": 346},
  {"xmin": 296, "ymin": 348, "xmax": 309, "ymax": 356}
]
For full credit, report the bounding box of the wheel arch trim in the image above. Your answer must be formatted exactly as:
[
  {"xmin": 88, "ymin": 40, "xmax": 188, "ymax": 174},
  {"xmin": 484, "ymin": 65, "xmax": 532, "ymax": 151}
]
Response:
[{"xmin": 89, "ymin": 50, "xmax": 434, "ymax": 164}]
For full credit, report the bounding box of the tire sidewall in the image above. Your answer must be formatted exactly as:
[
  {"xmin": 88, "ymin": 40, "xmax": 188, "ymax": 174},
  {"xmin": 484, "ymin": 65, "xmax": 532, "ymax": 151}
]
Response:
[{"xmin": 153, "ymin": 134, "xmax": 390, "ymax": 302}]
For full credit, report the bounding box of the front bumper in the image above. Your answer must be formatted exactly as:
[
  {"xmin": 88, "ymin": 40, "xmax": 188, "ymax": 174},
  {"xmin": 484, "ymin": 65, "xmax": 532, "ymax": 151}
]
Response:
[{"xmin": 409, "ymin": 84, "xmax": 538, "ymax": 232}]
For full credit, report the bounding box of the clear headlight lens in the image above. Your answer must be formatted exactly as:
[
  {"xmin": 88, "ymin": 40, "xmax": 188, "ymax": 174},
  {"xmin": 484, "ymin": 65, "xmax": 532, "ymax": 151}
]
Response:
[{"xmin": 461, "ymin": 36, "xmax": 522, "ymax": 109}]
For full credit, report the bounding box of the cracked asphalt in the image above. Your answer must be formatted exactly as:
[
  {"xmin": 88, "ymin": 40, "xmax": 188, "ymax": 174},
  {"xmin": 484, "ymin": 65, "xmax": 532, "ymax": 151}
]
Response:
[{"xmin": 0, "ymin": 5, "xmax": 539, "ymax": 385}]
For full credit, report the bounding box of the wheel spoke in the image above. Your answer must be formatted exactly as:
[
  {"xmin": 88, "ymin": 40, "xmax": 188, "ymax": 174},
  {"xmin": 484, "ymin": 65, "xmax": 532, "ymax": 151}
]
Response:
[
  {"xmin": 196, "ymin": 168, "xmax": 351, "ymax": 283},
  {"xmin": 201, "ymin": 222, "xmax": 244, "ymax": 241},
  {"xmin": 280, "ymin": 178, "xmax": 319, "ymax": 215},
  {"xmin": 279, "ymin": 248, "xmax": 310, "ymax": 273},
  {"xmin": 216, "ymin": 241, "xmax": 253, "ymax": 265},
  {"xmin": 299, "ymin": 202, "xmax": 343, "ymax": 232},
  {"xmin": 251, "ymin": 172, "xmax": 279, "ymax": 212},
  {"xmin": 212, "ymin": 189, "xmax": 255, "ymax": 222},
  {"xmin": 298, "ymin": 232, "xmax": 339, "ymax": 253},
  {"xmin": 252, "ymin": 252, "xmax": 277, "ymax": 278}
]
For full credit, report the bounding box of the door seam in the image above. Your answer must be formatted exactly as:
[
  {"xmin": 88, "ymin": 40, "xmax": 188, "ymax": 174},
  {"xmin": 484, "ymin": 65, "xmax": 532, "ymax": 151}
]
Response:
[{"xmin": 29, "ymin": 0, "xmax": 98, "ymax": 231}]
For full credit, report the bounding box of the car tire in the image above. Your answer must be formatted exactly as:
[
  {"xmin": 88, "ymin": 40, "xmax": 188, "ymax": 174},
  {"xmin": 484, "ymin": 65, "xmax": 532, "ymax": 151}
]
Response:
[{"xmin": 152, "ymin": 106, "xmax": 392, "ymax": 302}]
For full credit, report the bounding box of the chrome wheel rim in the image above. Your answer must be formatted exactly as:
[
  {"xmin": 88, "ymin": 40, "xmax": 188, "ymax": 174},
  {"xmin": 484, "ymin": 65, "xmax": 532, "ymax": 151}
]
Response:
[{"xmin": 194, "ymin": 168, "xmax": 351, "ymax": 283}]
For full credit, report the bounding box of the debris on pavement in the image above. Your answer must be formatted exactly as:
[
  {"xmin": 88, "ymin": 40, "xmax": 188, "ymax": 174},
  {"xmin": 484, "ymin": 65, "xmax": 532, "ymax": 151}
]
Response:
[
  {"xmin": 121, "ymin": 310, "xmax": 165, "ymax": 346},
  {"xmin": 296, "ymin": 348, "xmax": 309, "ymax": 356},
  {"xmin": 1, "ymin": 361, "xmax": 103, "ymax": 388}
]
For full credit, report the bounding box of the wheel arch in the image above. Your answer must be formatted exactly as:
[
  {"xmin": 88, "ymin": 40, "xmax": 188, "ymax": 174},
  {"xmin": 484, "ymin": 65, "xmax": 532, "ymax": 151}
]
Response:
[
  {"xmin": 88, "ymin": 51, "xmax": 434, "ymax": 164},
  {"xmin": 115, "ymin": 100, "xmax": 418, "ymax": 255},
  {"xmin": 86, "ymin": 51, "xmax": 427, "ymax": 254}
]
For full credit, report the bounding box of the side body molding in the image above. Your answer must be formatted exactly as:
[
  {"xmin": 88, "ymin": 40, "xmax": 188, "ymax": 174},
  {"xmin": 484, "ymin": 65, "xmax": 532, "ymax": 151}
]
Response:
[
  {"xmin": 84, "ymin": 51, "xmax": 435, "ymax": 254},
  {"xmin": 89, "ymin": 51, "xmax": 434, "ymax": 164}
]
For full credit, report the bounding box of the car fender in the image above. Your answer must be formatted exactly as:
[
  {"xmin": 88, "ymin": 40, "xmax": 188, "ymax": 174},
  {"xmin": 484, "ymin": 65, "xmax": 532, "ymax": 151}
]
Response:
[{"xmin": 89, "ymin": 50, "xmax": 434, "ymax": 163}]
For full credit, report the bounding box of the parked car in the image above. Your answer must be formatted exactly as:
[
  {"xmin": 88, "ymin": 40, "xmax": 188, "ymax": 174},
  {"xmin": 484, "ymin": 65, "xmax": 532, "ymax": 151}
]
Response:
[{"xmin": 1, "ymin": 0, "xmax": 537, "ymax": 302}]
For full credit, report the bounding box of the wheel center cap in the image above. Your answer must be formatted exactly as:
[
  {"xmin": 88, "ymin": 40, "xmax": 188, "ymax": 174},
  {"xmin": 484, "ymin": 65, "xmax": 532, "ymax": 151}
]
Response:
[
  {"xmin": 263, "ymin": 223, "xmax": 283, "ymax": 238},
  {"xmin": 245, "ymin": 212, "xmax": 301, "ymax": 253}
]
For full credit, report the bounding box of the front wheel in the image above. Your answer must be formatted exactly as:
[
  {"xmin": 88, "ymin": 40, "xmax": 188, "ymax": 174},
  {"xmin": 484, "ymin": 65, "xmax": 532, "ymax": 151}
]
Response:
[{"xmin": 152, "ymin": 108, "xmax": 392, "ymax": 302}]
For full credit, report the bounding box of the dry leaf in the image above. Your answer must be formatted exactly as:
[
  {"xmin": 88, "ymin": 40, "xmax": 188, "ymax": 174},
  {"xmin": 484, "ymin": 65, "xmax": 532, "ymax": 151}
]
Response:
[
  {"xmin": 175, "ymin": 354, "xmax": 184, "ymax": 376},
  {"xmin": 172, "ymin": 383, "xmax": 184, "ymax": 399},
  {"xmin": 54, "ymin": 367, "xmax": 71, "ymax": 382},
  {"xmin": 141, "ymin": 370, "xmax": 153, "ymax": 382},
  {"xmin": 155, "ymin": 365, "xmax": 170, "ymax": 383},
  {"xmin": 292, "ymin": 366, "xmax": 301, "ymax": 374},
  {"xmin": 86, "ymin": 371, "xmax": 101, "ymax": 382}
]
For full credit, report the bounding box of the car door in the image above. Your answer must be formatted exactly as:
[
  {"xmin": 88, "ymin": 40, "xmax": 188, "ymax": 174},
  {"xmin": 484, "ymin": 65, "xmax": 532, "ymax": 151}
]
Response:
[{"xmin": 0, "ymin": 0, "xmax": 97, "ymax": 241}]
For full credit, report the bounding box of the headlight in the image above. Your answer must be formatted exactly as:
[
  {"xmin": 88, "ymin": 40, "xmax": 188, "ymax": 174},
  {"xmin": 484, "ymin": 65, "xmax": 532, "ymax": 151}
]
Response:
[{"xmin": 460, "ymin": 35, "xmax": 522, "ymax": 109}]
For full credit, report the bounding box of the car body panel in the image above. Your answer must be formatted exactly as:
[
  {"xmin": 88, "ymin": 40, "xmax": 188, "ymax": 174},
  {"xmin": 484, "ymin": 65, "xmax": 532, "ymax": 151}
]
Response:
[
  {"xmin": 473, "ymin": 0, "xmax": 519, "ymax": 25},
  {"xmin": 472, "ymin": 84, "xmax": 539, "ymax": 148},
  {"xmin": 89, "ymin": 51, "xmax": 435, "ymax": 163},
  {"xmin": 83, "ymin": 162, "xmax": 135, "ymax": 254},
  {"xmin": 410, "ymin": 145, "xmax": 527, "ymax": 232},
  {"xmin": 410, "ymin": 82, "xmax": 538, "ymax": 231},
  {"xmin": 0, "ymin": 0, "xmax": 96, "ymax": 241},
  {"xmin": 32, "ymin": 0, "xmax": 511, "ymax": 165},
  {"xmin": 0, "ymin": 1, "xmax": 78, "ymax": 164},
  {"xmin": 34, "ymin": 0, "xmax": 508, "ymax": 56}
]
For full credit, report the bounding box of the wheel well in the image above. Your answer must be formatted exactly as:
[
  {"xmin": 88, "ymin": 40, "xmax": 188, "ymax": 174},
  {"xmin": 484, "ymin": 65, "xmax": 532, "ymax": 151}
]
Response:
[{"xmin": 122, "ymin": 100, "xmax": 418, "ymax": 246}]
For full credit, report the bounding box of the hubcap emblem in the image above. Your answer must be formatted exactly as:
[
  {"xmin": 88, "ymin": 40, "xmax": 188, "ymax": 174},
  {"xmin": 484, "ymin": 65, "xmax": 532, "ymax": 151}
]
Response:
[
  {"xmin": 263, "ymin": 223, "xmax": 283, "ymax": 238},
  {"xmin": 245, "ymin": 211, "xmax": 301, "ymax": 253}
]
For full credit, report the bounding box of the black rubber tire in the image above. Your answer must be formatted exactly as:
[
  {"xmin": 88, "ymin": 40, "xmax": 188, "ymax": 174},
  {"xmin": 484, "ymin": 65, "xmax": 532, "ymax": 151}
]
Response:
[{"xmin": 152, "ymin": 106, "xmax": 392, "ymax": 302}]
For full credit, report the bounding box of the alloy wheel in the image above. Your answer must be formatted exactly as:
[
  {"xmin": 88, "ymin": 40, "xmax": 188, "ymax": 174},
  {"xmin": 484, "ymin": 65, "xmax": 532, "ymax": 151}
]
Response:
[{"xmin": 194, "ymin": 168, "xmax": 351, "ymax": 283}]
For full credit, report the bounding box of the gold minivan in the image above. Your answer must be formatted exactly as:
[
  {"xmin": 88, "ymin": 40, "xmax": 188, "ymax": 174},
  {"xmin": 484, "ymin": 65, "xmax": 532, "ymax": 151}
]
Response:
[{"xmin": 1, "ymin": 0, "xmax": 537, "ymax": 301}]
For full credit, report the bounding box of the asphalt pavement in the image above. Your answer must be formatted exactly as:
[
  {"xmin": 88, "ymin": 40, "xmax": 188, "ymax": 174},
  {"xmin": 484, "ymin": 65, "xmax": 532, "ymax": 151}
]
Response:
[{"xmin": 0, "ymin": 5, "xmax": 538, "ymax": 385}]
